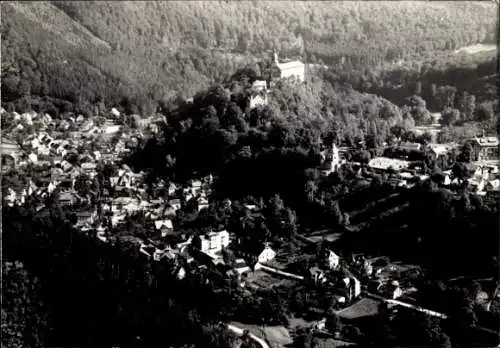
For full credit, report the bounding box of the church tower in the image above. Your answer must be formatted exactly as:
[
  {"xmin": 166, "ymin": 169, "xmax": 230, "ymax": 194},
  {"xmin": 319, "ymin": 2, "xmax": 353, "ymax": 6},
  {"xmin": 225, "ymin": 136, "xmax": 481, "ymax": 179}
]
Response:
[
  {"xmin": 320, "ymin": 142, "xmax": 340, "ymax": 176},
  {"xmin": 273, "ymin": 50, "xmax": 279, "ymax": 66}
]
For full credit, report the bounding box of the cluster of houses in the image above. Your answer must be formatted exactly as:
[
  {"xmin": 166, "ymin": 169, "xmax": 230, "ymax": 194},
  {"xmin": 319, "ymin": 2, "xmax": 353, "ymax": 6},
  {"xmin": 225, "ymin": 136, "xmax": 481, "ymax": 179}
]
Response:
[{"xmin": 357, "ymin": 136, "xmax": 500, "ymax": 195}]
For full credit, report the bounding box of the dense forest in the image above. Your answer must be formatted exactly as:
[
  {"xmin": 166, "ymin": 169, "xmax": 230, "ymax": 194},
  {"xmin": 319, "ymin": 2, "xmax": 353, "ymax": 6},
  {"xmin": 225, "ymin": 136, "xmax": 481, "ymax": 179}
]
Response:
[{"xmin": 1, "ymin": 1, "xmax": 496, "ymax": 115}]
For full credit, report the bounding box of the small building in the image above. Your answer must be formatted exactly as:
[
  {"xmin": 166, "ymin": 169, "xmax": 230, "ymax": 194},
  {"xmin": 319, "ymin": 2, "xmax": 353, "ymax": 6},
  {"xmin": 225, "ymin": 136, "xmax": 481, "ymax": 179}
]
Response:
[
  {"xmin": 326, "ymin": 250, "xmax": 340, "ymax": 270},
  {"xmin": 368, "ymin": 157, "xmax": 410, "ymax": 173},
  {"xmin": 398, "ymin": 142, "xmax": 422, "ymax": 152},
  {"xmin": 258, "ymin": 243, "xmax": 276, "ymax": 264},
  {"xmin": 197, "ymin": 197, "xmax": 209, "ymax": 212},
  {"xmin": 469, "ymin": 136, "xmax": 499, "ymax": 162},
  {"xmin": 251, "ymin": 80, "xmax": 267, "ymax": 92},
  {"xmin": 58, "ymin": 191, "xmax": 79, "ymax": 206},
  {"xmin": 320, "ymin": 143, "xmax": 341, "ymax": 176},
  {"xmin": 154, "ymin": 219, "xmax": 174, "ymax": 237},
  {"xmin": 309, "ymin": 267, "xmax": 327, "ymax": 284},
  {"xmin": 199, "ymin": 230, "xmax": 231, "ymax": 254},
  {"xmin": 233, "ymin": 258, "xmax": 251, "ymax": 276},
  {"xmin": 168, "ymin": 199, "xmax": 181, "ymax": 212},
  {"xmin": 273, "ymin": 51, "xmax": 305, "ymax": 82},
  {"xmin": 249, "ymin": 92, "xmax": 268, "ymax": 110}
]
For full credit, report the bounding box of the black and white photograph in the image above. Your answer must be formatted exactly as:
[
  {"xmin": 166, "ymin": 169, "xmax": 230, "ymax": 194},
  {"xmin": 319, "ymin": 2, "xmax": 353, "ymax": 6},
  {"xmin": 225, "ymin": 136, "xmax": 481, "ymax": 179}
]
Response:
[{"xmin": 1, "ymin": 1, "xmax": 499, "ymax": 347}]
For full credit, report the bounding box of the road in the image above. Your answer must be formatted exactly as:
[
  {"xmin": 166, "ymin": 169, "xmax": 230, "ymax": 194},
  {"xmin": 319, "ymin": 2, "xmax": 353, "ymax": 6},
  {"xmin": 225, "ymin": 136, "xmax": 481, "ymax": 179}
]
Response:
[{"xmin": 227, "ymin": 323, "xmax": 270, "ymax": 348}]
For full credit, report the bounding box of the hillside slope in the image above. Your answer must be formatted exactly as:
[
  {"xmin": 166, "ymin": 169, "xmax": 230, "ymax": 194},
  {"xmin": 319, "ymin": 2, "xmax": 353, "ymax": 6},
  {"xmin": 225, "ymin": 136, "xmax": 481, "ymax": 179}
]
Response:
[{"xmin": 1, "ymin": 1, "xmax": 496, "ymax": 113}]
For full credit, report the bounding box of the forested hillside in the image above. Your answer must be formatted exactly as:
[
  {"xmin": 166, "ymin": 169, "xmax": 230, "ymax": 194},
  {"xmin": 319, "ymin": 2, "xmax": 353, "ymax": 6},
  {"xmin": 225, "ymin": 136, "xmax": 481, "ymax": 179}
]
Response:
[{"xmin": 2, "ymin": 1, "xmax": 496, "ymax": 115}]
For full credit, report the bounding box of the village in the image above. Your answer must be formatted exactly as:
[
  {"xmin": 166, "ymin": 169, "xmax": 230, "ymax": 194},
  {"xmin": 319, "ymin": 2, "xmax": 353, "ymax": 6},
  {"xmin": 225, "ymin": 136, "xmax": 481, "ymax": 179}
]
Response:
[{"xmin": 2, "ymin": 90, "xmax": 499, "ymax": 346}]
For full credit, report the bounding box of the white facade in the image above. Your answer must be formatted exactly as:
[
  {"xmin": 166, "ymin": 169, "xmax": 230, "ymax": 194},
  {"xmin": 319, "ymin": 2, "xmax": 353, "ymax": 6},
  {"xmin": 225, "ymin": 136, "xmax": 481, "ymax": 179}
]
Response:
[
  {"xmin": 274, "ymin": 52, "xmax": 305, "ymax": 82},
  {"xmin": 327, "ymin": 250, "xmax": 340, "ymax": 270},
  {"xmin": 258, "ymin": 245, "xmax": 276, "ymax": 264},
  {"xmin": 200, "ymin": 230, "xmax": 231, "ymax": 254}
]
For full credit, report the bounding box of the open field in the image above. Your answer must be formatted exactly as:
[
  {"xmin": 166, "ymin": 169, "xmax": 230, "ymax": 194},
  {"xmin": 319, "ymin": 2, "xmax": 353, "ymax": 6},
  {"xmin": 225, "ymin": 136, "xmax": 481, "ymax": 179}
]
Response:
[{"xmin": 454, "ymin": 43, "xmax": 496, "ymax": 55}]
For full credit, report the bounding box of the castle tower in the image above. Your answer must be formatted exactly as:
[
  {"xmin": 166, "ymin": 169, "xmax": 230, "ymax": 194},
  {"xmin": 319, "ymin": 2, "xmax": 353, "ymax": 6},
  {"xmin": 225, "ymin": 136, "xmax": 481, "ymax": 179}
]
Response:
[{"xmin": 273, "ymin": 50, "xmax": 279, "ymax": 66}]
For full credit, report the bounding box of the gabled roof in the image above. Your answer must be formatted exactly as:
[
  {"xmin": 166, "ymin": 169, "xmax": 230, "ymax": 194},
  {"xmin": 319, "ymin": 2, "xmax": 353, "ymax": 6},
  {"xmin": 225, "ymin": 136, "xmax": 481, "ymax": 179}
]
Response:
[
  {"xmin": 154, "ymin": 219, "xmax": 173, "ymax": 230},
  {"xmin": 278, "ymin": 61, "xmax": 305, "ymax": 70}
]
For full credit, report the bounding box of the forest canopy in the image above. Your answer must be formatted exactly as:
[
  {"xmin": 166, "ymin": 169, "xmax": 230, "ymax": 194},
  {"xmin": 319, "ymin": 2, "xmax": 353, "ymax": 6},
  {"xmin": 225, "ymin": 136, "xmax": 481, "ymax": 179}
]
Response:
[{"xmin": 1, "ymin": 1, "xmax": 496, "ymax": 114}]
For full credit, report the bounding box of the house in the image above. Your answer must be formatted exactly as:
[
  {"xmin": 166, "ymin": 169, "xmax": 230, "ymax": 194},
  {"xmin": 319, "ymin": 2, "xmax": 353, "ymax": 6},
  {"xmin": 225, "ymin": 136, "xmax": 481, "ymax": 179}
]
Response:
[
  {"xmin": 469, "ymin": 136, "xmax": 499, "ymax": 162},
  {"xmin": 368, "ymin": 157, "xmax": 410, "ymax": 173},
  {"xmin": 198, "ymin": 196, "xmax": 209, "ymax": 212},
  {"xmin": 28, "ymin": 153, "xmax": 38, "ymax": 164},
  {"xmin": 111, "ymin": 107, "xmax": 121, "ymax": 117},
  {"xmin": 342, "ymin": 276, "xmax": 362, "ymax": 300},
  {"xmin": 258, "ymin": 243, "xmax": 276, "ymax": 264},
  {"xmin": 154, "ymin": 219, "xmax": 174, "ymax": 237},
  {"xmin": 96, "ymin": 225, "xmax": 108, "ymax": 243},
  {"xmin": 383, "ymin": 280, "xmax": 403, "ymax": 299},
  {"xmin": 153, "ymin": 247, "xmax": 172, "ymax": 262},
  {"xmin": 398, "ymin": 142, "xmax": 422, "ymax": 152},
  {"xmin": 169, "ymin": 199, "xmax": 181, "ymax": 211},
  {"xmin": 191, "ymin": 179, "xmax": 203, "ymax": 194},
  {"xmin": 58, "ymin": 191, "xmax": 79, "ymax": 206},
  {"xmin": 244, "ymin": 204, "xmax": 258, "ymax": 211},
  {"xmin": 252, "ymin": 80, "xmax": 267, "ymax": 92},
  {"xmin": 326, "ymin": 250, "xmax": 340, "ymax": 270},
  {"xmin": 161, "ymin": 203, "xmax": 177, "ymax": 217},
  {"xmin": 167, "ymin": 182, "xmax": 177, "ymax": 196},
  {"xmin": 74, "ymin": 208, "xmax": 98, "ymax": 226},
  {"xmin": 199, "ymin": 230, "xmax": 231, "ymax": 255},
  {"xmin": 427, "ymin": 143, "xmax": 456, "ymax": 160},
  {"xmin": 485, "ymin": 179, "xmax": 500, "ymax": 192},
  {"xmin": 273, "ymin": 51, "xmax": 305, "ymax": 82},
  {"xmin": 309, "ymin": 267, "xmax": 327, "ymax": 284},
  {"xmin": 176, "ymin": 266, "xmax": 187, "ymax": 280},
  {"xmin": 249, "ymin": 91, "xmax": 268, "ymax": 110},
  {"xmin": 233, "ymin": 258, "xmax": 251, "ymax": 276},
  {"xmin": 81, "ymin": 162, "xmax": 97, "ymax": 175},
  {"xmin": 60, "ymin": 160, "xmax": 73, "ymax": 172},
  {"xmin": 320, "ymin": 143, "xmax": 341, "ymax": 176}
]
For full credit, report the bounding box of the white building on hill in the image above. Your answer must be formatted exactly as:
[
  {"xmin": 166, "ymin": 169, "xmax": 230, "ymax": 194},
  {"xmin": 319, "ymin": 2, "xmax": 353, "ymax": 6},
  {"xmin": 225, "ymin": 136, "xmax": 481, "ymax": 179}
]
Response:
[{"xmin": 274, "ymin": 51, "xmax": 305, "ymax": 82}]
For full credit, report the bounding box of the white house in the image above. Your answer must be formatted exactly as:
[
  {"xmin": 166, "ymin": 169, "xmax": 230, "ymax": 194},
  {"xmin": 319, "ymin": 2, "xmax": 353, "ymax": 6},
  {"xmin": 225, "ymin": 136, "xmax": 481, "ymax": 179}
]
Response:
[
  {"xmin": 274, "ymin": 51, "xmax": 305, "ymax": 82},
  {"xmin": 326, "ymin": 250, "xmax": 340, "ymax": 270},
  {"xmin": 249, "ymin": 92, "xmax": 268, "ymax": 110},
  {"xmin": 111, "ymin": 107, "xmax": 121, "ymax": 117},
  {"xmin": 200, "ymin": 230, "xmax": 231, "ymax": 254},
  {"xmin": 154, "ymin": 219, "xmax": 174, "ymax": 237},
  {"xmin": 258, "ymin": 243, "xmax": 276, "ymax": 264},
  {"xmin": 198, "ymin": 197, "xmax": 209, "ymax": 212}
]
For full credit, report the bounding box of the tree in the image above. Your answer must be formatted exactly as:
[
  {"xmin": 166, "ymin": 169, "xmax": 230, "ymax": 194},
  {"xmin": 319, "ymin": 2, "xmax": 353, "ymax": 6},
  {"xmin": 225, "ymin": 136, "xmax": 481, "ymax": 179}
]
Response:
[
  {"xmin": 457, "ymin": 143, "xmax": 473, "ymax": 163},
  {"xmin": 222, "ymin": 248, "xmax": 236, "ymax": 266},
  {"xmin": 325, "ymin": 310, "xmax": 342, "ymax": 335},
  {"xmin": 474, "ymin": 104, "xmax": 492, "ymax": 122},
  {"xmin": 452, "ymin": 162, "xmax": 473, "ymax": 184},
  {"xmin": 74, "ymin": 174, "xmax": 92, "ymax": 197},
  {"xmin": 2, "ymin": 261, "xmax": 48, "ymax": 348},
  {"xmin": 439, "ymin": 108, "xmax": 460, "ymax": 126}
]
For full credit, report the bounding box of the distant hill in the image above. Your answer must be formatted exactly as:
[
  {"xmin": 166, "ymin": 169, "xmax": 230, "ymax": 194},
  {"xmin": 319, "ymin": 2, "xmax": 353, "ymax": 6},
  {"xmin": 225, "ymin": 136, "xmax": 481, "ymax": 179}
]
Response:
[{"xmin": 1, "ymin": 1, "xmax": 496, "ymax": 114}]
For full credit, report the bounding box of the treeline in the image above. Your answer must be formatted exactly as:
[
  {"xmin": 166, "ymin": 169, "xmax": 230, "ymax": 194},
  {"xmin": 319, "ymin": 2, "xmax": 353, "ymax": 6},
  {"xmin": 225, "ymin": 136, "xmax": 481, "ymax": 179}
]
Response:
[
  {"xmin": 2, "ymin": 1, "xmax": 496, "ymax": 114},
  {"xmin": 325, "ymin": 49, "xmax": 498, "ymax": 114}
]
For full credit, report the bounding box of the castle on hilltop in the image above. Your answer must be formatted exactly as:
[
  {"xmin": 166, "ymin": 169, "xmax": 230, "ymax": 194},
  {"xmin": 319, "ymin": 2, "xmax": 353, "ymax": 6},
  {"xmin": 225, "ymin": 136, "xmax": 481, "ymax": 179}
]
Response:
[{"xmin": 272, "ymin": 50, "xmax": 305, "ymax": 83}]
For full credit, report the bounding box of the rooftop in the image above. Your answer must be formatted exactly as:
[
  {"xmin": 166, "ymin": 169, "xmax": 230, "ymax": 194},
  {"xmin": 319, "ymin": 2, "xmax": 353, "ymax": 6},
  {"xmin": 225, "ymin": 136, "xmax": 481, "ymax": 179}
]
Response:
[
  {"xmin": 474, "ymin": 136, "xmax": 499, "ymax": 147},
  {"xmin": 368, "ymin": 157, "xmax": 411, "ymax": 171}
]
